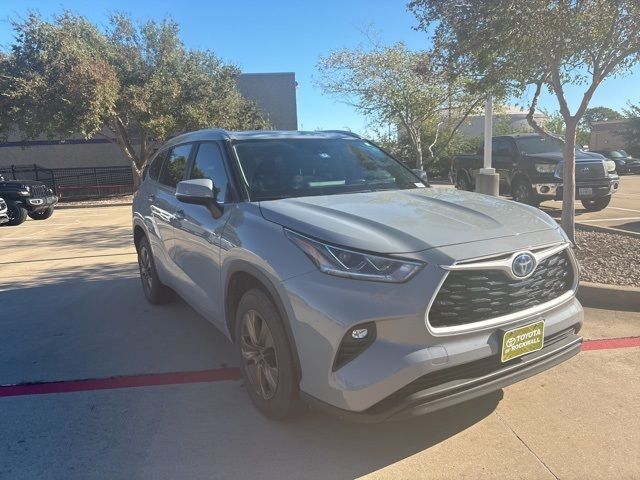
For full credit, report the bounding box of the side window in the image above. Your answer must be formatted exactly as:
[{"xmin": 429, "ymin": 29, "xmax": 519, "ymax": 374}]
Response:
[
  {"xmin": 147, "ymin": 150, "xmax": 167, "ymax": 181},
  {"xmin": 495, "ymin": 139, "xmax": 511, "ymax": 156},
  {"xmin": 158, "ymin": 143, "xmax": 192, "ymax": 189},
  {"xmin": 190, "ymin": 142, "xmax": 229, "ymax": 202}
]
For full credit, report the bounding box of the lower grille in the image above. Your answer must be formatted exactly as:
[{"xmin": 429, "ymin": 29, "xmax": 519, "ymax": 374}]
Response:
[
  {"xmin": 366, "ymin": 326, "xmax": 577, "ymax": 414},
  {"xmin": 429, "ymin": 250, "xmax": 574, "ymax": 328}
]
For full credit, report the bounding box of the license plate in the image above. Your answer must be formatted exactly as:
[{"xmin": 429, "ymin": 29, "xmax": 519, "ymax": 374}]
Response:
[
  {"xmin": 579, "ymin": 187, "xmax": 593, "ymax": 196},
  {"xmin": 501, "ymin": 320, "xmax": 545, "ymax": 363}
]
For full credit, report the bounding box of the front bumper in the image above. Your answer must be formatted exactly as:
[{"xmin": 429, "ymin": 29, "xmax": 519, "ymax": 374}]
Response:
[
  {"xmin": 281, "ymin": 230, "xmax": 583, "ymax": 416},
  {"xmin": 27, "ymin": 195, "xmax": 58, "ymax": 211},
  {"xmin": 0, "ymin": 212, "xmax": 8, "ymax": 224},
  {"xmin": 533, "ymin": 178, "xmax": 619, "ymax": 200},
  {"xmin": 304, "ymin": 329, "xmax": 581, "ymax": 422}
]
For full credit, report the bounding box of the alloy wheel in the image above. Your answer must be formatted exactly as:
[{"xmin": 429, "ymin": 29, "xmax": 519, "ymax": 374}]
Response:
[
  {"xmin": 240, "ymin": 309, "xmax": 279, "ymax": 400},
  {"xmin": 138, "ymin": 245, "xmax": 153, "ymax": 293}
]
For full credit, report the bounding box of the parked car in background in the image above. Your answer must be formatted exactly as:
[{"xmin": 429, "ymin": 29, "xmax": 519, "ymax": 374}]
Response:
[
  {"xmin": 453, "ymin": 134, "xmax": 620, "ymax": 211},
  {"xmin": 132, "ymin": 129, "xmax": 583, "ymax": 422},
  {"xmin": 0, "ymin": 197, "xmax": 9, "ymax": 225},
  {"xmin": 590, "ymin": 150, "xmax": 640, "ymax": 175},
  {"xmin": 0, "ymin": 176, "xmax": 58, "ymax": 226}
]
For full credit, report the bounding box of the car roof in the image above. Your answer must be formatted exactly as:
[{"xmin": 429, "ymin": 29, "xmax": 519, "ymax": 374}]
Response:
[{"xmin": 162, "ymin": 129, "xmax": 362, "ymax": 150}]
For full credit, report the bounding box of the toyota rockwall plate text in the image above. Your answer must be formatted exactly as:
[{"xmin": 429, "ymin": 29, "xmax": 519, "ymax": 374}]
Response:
[{"xmin": 132, "ymin": 129, "xmax": 583, "ymax": 421}]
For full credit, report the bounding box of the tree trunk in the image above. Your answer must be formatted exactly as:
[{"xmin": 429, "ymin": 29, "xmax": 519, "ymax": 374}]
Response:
[
  {"xmin": 415, "ymin": 136, "xmax": 423, "ymax": 170},
  {"xmin": 561, "ymin": 120, "xmax": 577, "ymax": 243},
  {"xmin": 131, "ymin": 165, "xmax": 142, "ymax": 189}
]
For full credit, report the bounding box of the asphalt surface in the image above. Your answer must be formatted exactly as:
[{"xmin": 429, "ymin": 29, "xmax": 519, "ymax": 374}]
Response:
[{"xmin": 1, "ymin": 206, "xmax": 639, "ymax": 479}]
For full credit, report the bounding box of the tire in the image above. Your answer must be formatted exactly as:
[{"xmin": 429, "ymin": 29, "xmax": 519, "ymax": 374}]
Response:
[
  {"xmin": 28, "ymin": 206, "xmax": 54, "ymax": 220},
  {"xmin": 5, "ymin": 201, "xmax": 28, "ymax": 226},
  {"xmin": 581, "ymin": 196, "xmax": 611, "ymax": 212},
  {"xmin": 235, "ymin": 287, "xmax": 302, "ymax": 420},
  {"xmin": 456, "ymin": 171, "xmax": 472, "ymax": 191},
  {"xmin": 136, "ymin": 236, "xmax": 174, "ymax": 304},
  {"xmin": 511, "ymin": 180, "xmax": 540, "ymax": 208}
]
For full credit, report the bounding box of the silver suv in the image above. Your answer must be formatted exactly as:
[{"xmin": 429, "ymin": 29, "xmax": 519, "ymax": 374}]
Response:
[{"xmin": 132, "ymin": 129, "xmax": 583, "ymax": 421}]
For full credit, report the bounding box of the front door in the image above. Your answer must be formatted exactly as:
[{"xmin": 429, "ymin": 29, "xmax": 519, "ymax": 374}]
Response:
[{"xmin": 171, "ymin": 142, "xmax": 232, "ymax": 327}]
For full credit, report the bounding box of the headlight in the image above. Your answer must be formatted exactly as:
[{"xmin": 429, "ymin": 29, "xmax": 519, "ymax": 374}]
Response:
[
  {"xmin": 285, "ymin": 229, "xmax": 424, "ymax": 283},
  {"xmin": 605, "ymin": 160, "xmax": 616, "ymax": 172},
  {"xmin": 535, "ymin": 163, "xmax": 557, "ymax": 173}
]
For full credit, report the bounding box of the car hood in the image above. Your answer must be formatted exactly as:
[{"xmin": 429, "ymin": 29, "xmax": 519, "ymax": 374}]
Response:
[
  {"xmin": 524, "ymin": 151, "xmax": 605, "ymax": 163},
  {"xmin": 259, "ymin": 188, "xmax": 559, "ymax": 253}
]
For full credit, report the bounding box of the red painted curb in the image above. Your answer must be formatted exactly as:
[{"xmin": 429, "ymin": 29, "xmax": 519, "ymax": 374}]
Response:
[
  {"xmin": 582, "ymin": 336, "xmax": 640, "ymax": 351},
  {"xmin": 0, "ymin": 367, "xmax": 241, "ymax": 398}
]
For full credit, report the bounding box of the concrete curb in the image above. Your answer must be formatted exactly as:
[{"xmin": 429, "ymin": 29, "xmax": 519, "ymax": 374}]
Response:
[
  {"xmin": 576, "ymin": 222, "xmax": 640, "ymax": 239},
  {"xmin": 56, "ymin": 202, "xmax": 132, "ymax": 210},
  {"xmin": 577, "ymin": 281, "xmax": 640, "ymax": 312}
]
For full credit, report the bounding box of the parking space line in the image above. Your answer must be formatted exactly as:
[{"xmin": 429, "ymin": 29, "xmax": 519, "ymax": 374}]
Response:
[
  {"xmin": 1, "ymin": 337, "xmax": 638, "ymax": 399},
  {"xmin": 608, "ymin": 207, "xmax": 640, "ymax": 213},
  {"xmin": 577, "ymin": 216, "xmax": 640, "ymax": 223}
]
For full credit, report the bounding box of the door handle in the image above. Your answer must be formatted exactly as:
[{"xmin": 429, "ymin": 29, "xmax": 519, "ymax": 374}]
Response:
[{"xmin": 147, "ymin": 194, "xmax": 155, "ymax": 201}]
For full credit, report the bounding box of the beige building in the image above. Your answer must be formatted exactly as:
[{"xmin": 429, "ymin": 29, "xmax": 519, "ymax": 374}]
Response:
[
  {"xmin": 589, "ymin": 119, "xmax": 631, "ymax": 151},
  {"xmin": 456, "ymin": 105, "xmax": 547, "ymax": 138}
]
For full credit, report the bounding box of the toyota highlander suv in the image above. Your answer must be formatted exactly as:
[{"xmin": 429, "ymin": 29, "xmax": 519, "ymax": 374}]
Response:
[{"xmin": 132, "ymin": 129, "xmax": 583, "ymax": 421}]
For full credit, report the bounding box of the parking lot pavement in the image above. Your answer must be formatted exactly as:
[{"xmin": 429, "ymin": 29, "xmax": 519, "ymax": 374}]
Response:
[
  {"xmin": 1, "ymin": 206, "xmax": 639, "ymax": 479},
  {"xmin": 541, "ymin": 174, "xmax": 640, "ymax": 234}
]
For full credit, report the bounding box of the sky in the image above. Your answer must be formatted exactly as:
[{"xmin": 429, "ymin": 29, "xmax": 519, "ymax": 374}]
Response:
[{"xmin": 1, "ymin": 0, "xmax": 639, "ymax": 134}]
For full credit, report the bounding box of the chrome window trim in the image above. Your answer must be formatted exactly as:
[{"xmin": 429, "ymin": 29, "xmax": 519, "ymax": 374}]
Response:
[{"xmin": 425, "ymin": 242, "xmax": 579, "ymax": 336}]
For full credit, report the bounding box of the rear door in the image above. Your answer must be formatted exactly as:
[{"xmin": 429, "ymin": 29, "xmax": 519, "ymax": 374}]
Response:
[
  {"xmin": 493, "ymin": 138, "xmax": 515, "ymax": 188},
  {"xmin": 152, "ymin": 143, "xmax": 193, "ymax": 259},
  {"xmin": 171, "ymin": 141, "xmax": 233, "ymax": 325}
]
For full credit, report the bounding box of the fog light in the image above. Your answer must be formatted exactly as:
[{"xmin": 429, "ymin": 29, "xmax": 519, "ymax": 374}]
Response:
[
  {"xmin": 351, "ymin": 328, "xmax": 369, "ymax": 340},
  {"xmin": 613, "ymin": 183, "xmax": 619, "ymax": 189},
  {"xmin": 540, "ymin": 186, "xmax": 550, "ymax": 193}
]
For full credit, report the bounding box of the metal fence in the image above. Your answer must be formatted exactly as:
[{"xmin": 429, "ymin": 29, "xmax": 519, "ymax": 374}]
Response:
[{"xmin": 0, "ymin": 164, "xmax": 134, "ymax": 200}]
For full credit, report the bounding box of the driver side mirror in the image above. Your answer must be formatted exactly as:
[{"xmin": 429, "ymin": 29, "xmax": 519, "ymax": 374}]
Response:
[{"xmin": 175, "ymin": 179, "xmax": 223, "ymax": 218}]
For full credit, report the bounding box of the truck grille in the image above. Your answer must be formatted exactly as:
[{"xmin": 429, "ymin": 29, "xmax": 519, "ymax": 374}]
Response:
[
  {"xmin": 575, "ymin": 161, "xmax": 606, "ymax": 181},
  {"xmin": 429, "ymin": 250, "xmax": 574, "ymax": 328},
  {"xmin": 30, "ymin": 185, "xmax": 49, "ymax": 198}
]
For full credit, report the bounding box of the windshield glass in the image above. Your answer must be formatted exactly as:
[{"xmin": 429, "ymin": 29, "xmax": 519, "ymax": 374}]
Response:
[
  {"xmin": 515, "ymin": 136, "xmax": 564, "ymax": 155},
  {"xmin": 610, "ymin": 150, "xmax": 628, "ymax": 158},
  {"xmin": 233, "ymin": 138, "xmax": 422, "ymax": 201}
]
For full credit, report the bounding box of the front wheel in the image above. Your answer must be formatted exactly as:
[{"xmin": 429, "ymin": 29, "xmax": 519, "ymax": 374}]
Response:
[
  {"xmin": 456, "ymin": 171, "xmax": 472, "ymax": 191},
  {"xmin": 511, "ymin": 180, "xmax": 540, "ymax": 208},
  {"xmin": 581, "ymin": 196, "xmax": 611, "ymax": 212},
  {"xmin": 5, "ymin": 201, "xmax": 28, "ymax": 226},
  {"xmin": 235, "ymin": 288, "xmax": 302, "ymax": 420},
  {"xmin": 136, "ymin": 236, "xmax": 174, "ymax": 304},
  {"xmin": 28, "ymin": 206, "xmax": 54, "ymax": 220}
]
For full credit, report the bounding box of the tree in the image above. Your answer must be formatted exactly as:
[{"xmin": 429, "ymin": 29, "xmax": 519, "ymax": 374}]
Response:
[
  {"xmin": 583, "ymin": 106, "xmax": 623, "ymax": 125},
  {"xmin": 622, "ymin": 103, "xmax": 640, "ymax": 157},
  {"xmin": 410, "ymin": 0, "xmax": 640, "ymax": 242},
  {"xmin": 316, "ymin": 43, "xmax": 481, "ymax": 169},
  {"xmin": 0, "ymin": 12, "xmax": 269, "ymax": 185}
]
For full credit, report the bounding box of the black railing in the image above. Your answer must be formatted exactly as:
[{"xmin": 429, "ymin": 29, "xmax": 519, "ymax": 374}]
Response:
[{"xmin": 0, "ymin": 164, "xmax": 134, "ymax": 200}]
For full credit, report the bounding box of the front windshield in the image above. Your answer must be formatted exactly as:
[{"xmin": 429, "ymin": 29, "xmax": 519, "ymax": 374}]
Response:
[
  {"xmin": 611, "ymin": 150, "xmax": 628, "ymax": 158},
  {"xmin": 515, "ymin": 136, "xmax": 564, "ymax": 155},
  {"xmin": 233, "ymin": 138, "xmax": 422, "ymax": 201}
]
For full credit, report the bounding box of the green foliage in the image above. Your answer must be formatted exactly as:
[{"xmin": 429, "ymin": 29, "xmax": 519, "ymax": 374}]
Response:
[
  {"xmin": 543, "ymin": 111, "xmax": 590, "ymax": 146},
  {"xmin": 583, "ymin": 107, "xmax": 623, "ymax": 125},
  {"xmin": 0, "ymin": 12, "xmax": 269, "ymax": 177},
  {"xmin": 622, "ymin": 103, "xmax": 640, "ymax": 157},
  {"xmin": 317, "ymin": 43, "xmax": 481, "ymax": 169}
]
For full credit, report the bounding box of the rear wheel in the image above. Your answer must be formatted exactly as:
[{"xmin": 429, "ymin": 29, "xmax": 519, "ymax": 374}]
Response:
[
  {"xmin": 136, "ymin": 236, "xmax": 174, "ymax": 304},
  {"xmin": 456, "ymin": 171, "xmax": 472, "ymax": 191},
  {"xmin": 28, "ymin": 206, "xmax": 54, "ymax": 220},
  {"xmin": 581, "ymin": 196, "xmax": 611, "ymax": 212},
  {"xmin": 5, "ymin": 201, "xmax": 28, "ymax": 226},
  {"xmin": 511, "ymin": 180, "xmax": 540, "ymax": 208},
  {"xmin": 235, "ymin": 287, "xmax": 302, "ymax": 420}
]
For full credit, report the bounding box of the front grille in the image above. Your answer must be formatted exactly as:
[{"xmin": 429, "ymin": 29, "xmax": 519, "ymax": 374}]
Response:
[
  {"xmin": 366, "ymin": 326, "xmax": 577, "ymax": 414},
  {"xmin": 30, "ymin": 185, "xmax": 49, "ymax": 198},
  {"xmin": 575, "ymin": 161, "xmax": 606, "ymax": 181},
  {"xmin": 429, "ymin": 250, "xmax": 574, "ymax": 328}
]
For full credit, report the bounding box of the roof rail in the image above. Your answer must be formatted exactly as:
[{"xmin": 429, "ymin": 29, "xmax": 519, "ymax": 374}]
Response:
[{"xmin": 320, "ymin": 130, "xmax": 362, "ymax": 139}]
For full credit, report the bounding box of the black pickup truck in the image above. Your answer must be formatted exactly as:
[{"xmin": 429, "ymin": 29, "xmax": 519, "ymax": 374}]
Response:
[
  {"xmin": 452, "ymin": 134, "xmax": 620, "ymax": 211},
  {"xmin": 0, "ymin": 175, "xmax": 58, "ymax": 225}
]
